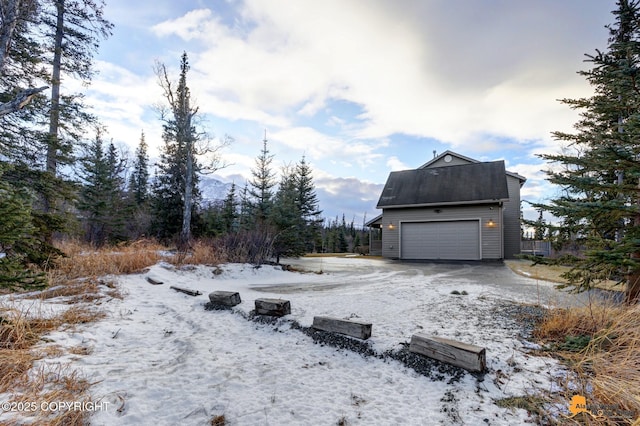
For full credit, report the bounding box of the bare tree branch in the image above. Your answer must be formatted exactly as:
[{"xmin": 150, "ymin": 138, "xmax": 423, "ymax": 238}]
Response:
[{"xmin": 0, "ymin": 85, "xmax": 48, "ymax": 117}]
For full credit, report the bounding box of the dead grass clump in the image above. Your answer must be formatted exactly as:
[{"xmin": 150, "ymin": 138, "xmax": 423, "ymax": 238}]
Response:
[
  {"xmin": 0, "ymin": 305, "xmax": 58, "ymax": 350},
  {"xmin": 533, "ymin": 302, "xmax": 640, "ymax": 424},
  {"xmin": 28, "ymin": 279, "xmax": 101, "ymax": 302},
  {"xmin": 52, "ymin": 238, "xmax": 165, "ymax": 279},
  {"xmin": 0, "ymin": 301, "xmax": 104, "ymax": 418},
  {"xmin": 0, "ymin": 348, "xmax": 34, "ymax": 393},
  {"xmin": 168, "ymin": 239, "xmax": 225, "ymax": 267},
  {"xmin": 8, "ymin": 364, "xmax": 95, "ymax": 426},
  {"xmin": 578, "ymin": 305, "xmax": 640, "ymax": 420},
  {"xmin": 533, "ymin": 301, "xmax": 617, "ymax": 344},
  {"xmin": 59, "ymin": 306, "xmax": 106, "ymax": 328},
  {"xmin": 495, "ymin": 395, "xmax": 547, "ymax": 420}
]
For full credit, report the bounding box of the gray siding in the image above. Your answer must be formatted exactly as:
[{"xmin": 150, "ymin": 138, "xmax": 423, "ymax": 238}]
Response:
[
  {"xmin": 503, "ymin": 174, "xmax": 522, "ymax": 259},
  {"xmin": 424, "ymin": 156, "xmax": 472, "ymax": 168},
  {"xmin": 381, "ymin": 204, "xmax": 503, "ymax": 260}
]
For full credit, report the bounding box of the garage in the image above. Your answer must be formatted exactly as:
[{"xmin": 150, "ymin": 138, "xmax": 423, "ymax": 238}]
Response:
[{"xmin": 400, "ymin": 220, "xmax": 480, "ymax": 260}]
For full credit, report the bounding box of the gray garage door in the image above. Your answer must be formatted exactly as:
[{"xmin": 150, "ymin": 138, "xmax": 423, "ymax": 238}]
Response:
[{"xmin": 400, "ymin": 220, "xmax": 480, "ymax": 260}]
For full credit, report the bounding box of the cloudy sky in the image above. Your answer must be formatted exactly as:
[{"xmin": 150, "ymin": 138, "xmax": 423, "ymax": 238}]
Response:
[{"xmin": 85, "ymin": 0, "xmax": 617, "ymax": 224}]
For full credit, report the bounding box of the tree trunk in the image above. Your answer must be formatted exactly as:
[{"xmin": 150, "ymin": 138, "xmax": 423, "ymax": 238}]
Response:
[
  {"xmin": 46, "ymin": 0, "xmax": 64, "ymax": 179},
  {"xmin": 179, "ymin": 112, "xmax": 194, "ymax": 250},
  {"xmin": 627, "ymin": 177, "xmax": 640, "ymax": 304},
  {"xmin": 627, "ymin": 266, "xmax": 640, "ymax": 303},
  {"xmin": 180, "ymin": 142, "xmax": 193, "ymax": 249},
  {"xmin": 0, "ymin": 0, "xmax": 22, "ymax": 75}
]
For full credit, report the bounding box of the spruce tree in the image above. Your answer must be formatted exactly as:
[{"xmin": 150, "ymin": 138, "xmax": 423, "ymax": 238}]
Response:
[
  {"xmin": 128, "ymin": 130, "xmax": 149, "ymax": 206},
  {"xmin": 238, "ymin": 183, "xmax": 252, "ymax": 231},
  {"xmin": 537, "ymin": 0, "xmax": 640, "ymax": 302},
  {"xmin": 294, "ymin": 156, "xmax": 322, "ymax": 252},
  {"xmin": 270, "ymin": 166, "xmax": 305, "ymax": 262},
  {"xmin": 221, "ymin": 182, "xmax": 238, "ymax": 233},
  {"xmin": 77, "ymin": 129, "xmax": 126, "ymax": 245},
  {"xmin": 125, "ymin": 131, "xmax": 151, "ymax": 238},
  {"xmin": 0, "ymin": 165, "xmax": 45, "ymax": 290},
  {"xmin": 152, "ymin": 52, "xmax": 202, "ymax": 246},
  {"xmin": 42, "ymin": 0, "xmax": 113, "ymax": 178},
  {"xmin": 248, "ymin": 136, "xmax": 276, "ymax": 224}
]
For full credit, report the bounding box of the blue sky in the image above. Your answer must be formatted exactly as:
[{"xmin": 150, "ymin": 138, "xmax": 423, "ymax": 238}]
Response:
[{"xmin": 83, "ymin": 0, "xmax": 617, "ymax": 225}]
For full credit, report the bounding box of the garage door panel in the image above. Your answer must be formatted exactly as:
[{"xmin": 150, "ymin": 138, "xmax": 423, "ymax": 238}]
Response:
[{"xmin": 401, "ymin": 221, "xmax": 480, "ymax": 260}]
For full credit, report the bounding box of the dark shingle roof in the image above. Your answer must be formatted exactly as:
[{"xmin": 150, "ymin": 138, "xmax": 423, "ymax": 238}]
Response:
[{"xmin": 376, "ymin": 161, "xmax": 509, "ymax": 208}]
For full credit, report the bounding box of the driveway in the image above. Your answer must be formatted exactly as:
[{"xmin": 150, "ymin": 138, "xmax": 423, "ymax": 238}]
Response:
[{"xmin": 279, "ymin": 256, "xmax": 590, "ymax": 308}]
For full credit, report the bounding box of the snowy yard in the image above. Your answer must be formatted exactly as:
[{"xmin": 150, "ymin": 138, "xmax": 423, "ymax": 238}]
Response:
[{"xmin": 1, "ymin": 257, "xmax": 585, "ymax": 425}]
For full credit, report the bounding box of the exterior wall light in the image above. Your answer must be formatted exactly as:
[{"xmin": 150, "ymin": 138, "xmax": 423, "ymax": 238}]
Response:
[
  {"xmin": 388, "ymin": 222, "xmax": 395, "ymax": 230},
  {"xmin": 487, "ymin": 219, "xmax": 496, "ymax": 227}
]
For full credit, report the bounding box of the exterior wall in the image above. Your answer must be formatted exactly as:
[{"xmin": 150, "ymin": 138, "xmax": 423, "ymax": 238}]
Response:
[
  {"xmin": 503, "ymin": 174, "xmax": 522, "ymax": 259},
  {"xmin": 381, "ymin": 204, "xmax": 503, "ymax": 260},
  {"xmin": 423, "ymin": 155, "xmax": 473, "ymax": 168}
]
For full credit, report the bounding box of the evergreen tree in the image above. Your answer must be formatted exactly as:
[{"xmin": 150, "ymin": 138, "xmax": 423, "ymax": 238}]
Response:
[
  {"xmin": 0, "ymin": 165, "xmax": 45, "ymax": 290},
  {"xmin": 248, "ymin": 136, "xmax": 276, "ymax": 224},
  {"xmin": 536, "ymin": 0, "xmax": 640, "ymax": 302},
  {"xmin": 151, "ymin": 132, "xmax": 200, "ymax": 242},
  {"xmin": 128, "ymin": 130, "xmax": 149, "ymax": 206},
  {"xmin": 238, "ymin": 182, "xmax": 252, "ymax": 231},
  {"xmin": 151, "ymin": 52, "xmax": 201, "ymax": 245},
  {"xmin": 534, "ymin": 210, "xmax": 546, "ymax": 241},
  {"xmin": 199, "ymin": 201, "xmax": 224, "ymax": 237},
  {"xmin": 337, "ymin": 228, "xmax": 348, "ymax": 253},
  {"xmin": 221, "ymin": 182, "xmax": 238, "ymax": 233},
  {"xmin": 42, "ymin": 0, "xmax": 113, "ymax": 178},
  {"xmin": 77, "ymin": 129, "xmax": 126, "ymax": 245},
  {"xmin": 270, "ymin": 166, "xmax": 305, "ymax": 262},
  {"xmin": 125, "ymin": 130, "xmax": 151, "ymax": 238},
  {"xmin": 294, "ymin": 156, "xmax": 322, "ymax": 252},
  {"xmin": 2, "ymin": 0, "xmax": 49, "ymax": 159}
]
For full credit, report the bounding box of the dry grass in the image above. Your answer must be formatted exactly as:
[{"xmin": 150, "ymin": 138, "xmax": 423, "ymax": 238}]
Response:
[
  {"xmin": 52, "ymin": 238, "xmax": 224, "ymax": 279},
  {"xmin": 533, "ymin": 301, "xmax": 640, "ymax": 424},
  {"xmin": 5, "ymin": 364, "xmax": 95, "ymax": 426},
  {"xmin": 172, "ymin": 239, "xmax": 225, "ymax": 266},
  {"xmin": 0, "ymin": 239, "xmax": 170, "ymax": 424},
  {"xmin": 579, "ymin": 305, "xmax": 640, "ymax": 421},
  {"xmin": 52, "ymin": 238, "xmax": 166, "ymax": 279},
  {"xmin": 532, "ymin": 301, "xmax": 617, "ymax": 344},
  {"xmin": 0, "ymin": 310, "xmax": 100, "ymax": 425}
]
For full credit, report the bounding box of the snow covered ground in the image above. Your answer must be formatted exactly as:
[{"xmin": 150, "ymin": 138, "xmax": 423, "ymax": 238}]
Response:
[{"xmin": 1, "ymin": 257, "xmax": 585, "ymax": 425}]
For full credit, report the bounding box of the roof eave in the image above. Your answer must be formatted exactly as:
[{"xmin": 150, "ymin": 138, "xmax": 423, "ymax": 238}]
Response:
[
  {"xmin": 506, "ymin": 170, "xmax": 527, "ymax": 183},
  {"xmin": 364, "ymin": 213, "xmax": 383, "ymax": 226},
  {"xmin": 377, "ymin": 198, "xmax": 508, "ymax": 209},
  {"xmin": 418, "ymin": 150, "xmax": 479, "ymax": 169}
]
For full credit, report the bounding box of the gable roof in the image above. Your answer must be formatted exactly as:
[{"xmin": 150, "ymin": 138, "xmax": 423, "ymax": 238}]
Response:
[
  {"xmin": 420, "ymin": 150, "xmax": 527, "ymax": 184},
  {"xmin": 376, "ymin": 160, "xmax": 510, "ymax": 208}
]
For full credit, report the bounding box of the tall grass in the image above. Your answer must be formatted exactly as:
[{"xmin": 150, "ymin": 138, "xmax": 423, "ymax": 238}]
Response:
[
  {"xmin": 51, "ymin": 238, "xmax": 167, "ymax": 280},
  {"xmin": 579, "ymin": 305, "xmax": 640, "ymax": 421},
  {"xmin": 0, "ymin": 300, "xmax": 105, "ymax": 425},
  {"xmin": 534, "ymin": 301, "xmax": 640, "ymax": 424}
]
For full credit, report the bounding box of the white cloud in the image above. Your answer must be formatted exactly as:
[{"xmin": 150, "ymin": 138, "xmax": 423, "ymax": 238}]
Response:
[
  {"xmin": 147, "ymin": 0, "xmax": 606, "ymax": 154},
  {"xmin": 270, "ymin": 127, "xmax": 386, "ymax": 168},
  {"xmin": 386, "ymin": 156, "xmax": 409, "ymax": 171},
  {"xmin": 151, "ymin": 9, "xmax": 219, "ymax": 41},
  {"xmin": 87, "ymin": 0, "xmax": 618, "ymax": 213}
]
